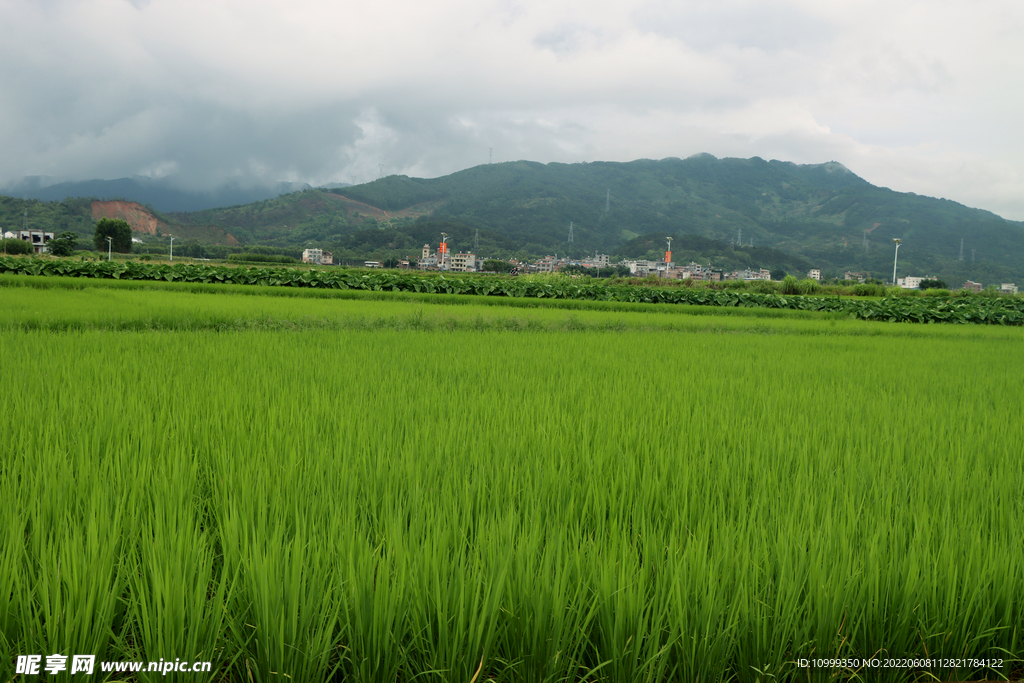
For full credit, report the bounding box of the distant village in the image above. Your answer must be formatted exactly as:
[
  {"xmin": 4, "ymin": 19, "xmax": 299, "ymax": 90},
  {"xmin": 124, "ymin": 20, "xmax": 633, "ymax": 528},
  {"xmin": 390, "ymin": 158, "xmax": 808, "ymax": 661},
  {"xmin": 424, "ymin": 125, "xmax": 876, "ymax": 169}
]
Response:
[
  {"xmin": 300, "ymin": 244, "xmax": 1017, "ymax": 293},
  {"xmin": 4, "ymin": 229, "xmax": 1014, "ymax": 293}
]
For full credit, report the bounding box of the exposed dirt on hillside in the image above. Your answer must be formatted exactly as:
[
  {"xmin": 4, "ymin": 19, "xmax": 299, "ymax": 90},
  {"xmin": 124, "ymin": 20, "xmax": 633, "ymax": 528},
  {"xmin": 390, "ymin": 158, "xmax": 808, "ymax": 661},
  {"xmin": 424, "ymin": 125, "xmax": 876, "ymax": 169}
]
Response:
[
  {"xmin": 91, "ymin": 201, "xmax": 162, "ymax": 234},
  {"xmin": 91, "ymin": 200, "xmax": 239, "ymax": 245},
  {"xmin": 325, "ymin": 193, "xmax": 442, "ymax": 223}
]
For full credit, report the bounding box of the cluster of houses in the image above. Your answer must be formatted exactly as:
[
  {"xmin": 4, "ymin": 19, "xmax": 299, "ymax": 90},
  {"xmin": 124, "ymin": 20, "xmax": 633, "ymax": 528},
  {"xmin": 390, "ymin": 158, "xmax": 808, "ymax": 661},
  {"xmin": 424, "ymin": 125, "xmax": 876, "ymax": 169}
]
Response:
[
  {"xmin": 961, "ymin": 280, "xmax": 1018, "ymax": 294},
  {"xmin": 406, "ymin": 244, "xmax": 1020, "ymax": 292},
  {"xmin": 896, "ymin": 275, "xmax": 1016, "ymax": 293},
  {"xmin": 413, "ymin": 244, "xmax": 774, "ymax": 281}
]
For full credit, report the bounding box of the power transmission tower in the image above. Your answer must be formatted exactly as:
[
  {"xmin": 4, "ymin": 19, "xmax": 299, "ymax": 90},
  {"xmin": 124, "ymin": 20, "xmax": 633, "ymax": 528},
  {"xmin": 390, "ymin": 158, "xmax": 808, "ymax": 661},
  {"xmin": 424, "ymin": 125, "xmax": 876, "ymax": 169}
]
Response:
[
  {"xmin": 863, "ymin": 230, "xmax": 869, "ymax": 252},
  {"xmin": 959, "ymin": 238, "xmax": 964, "ymax": 261},
  {"xmin": 972, "ymin": 249, "xmax": 976, "ymax": 263},
  {"xmin": 605, "ymin": 189, "xmax": 610, "ymax": 213},
  {"xmin": 489, "ymin": 148, "xmax": 492, "ymax": 164},
  {"xmin": 378, "ymin": 164, "xmax": 384, "ymax": 179},
  {"xmin": 567, "ymin": 222, "xmax": 574, "ymax": 244},
  {"xmin": 473, "ymin": 229, "xmax": 479, "ymax": 253},
  {"xmin": 737, "ymin": 228, "xmax": 742, "ymax": 245},
  {"xmin": 23, "ymin": 209, "xmax": 28, "ymax": 232}
]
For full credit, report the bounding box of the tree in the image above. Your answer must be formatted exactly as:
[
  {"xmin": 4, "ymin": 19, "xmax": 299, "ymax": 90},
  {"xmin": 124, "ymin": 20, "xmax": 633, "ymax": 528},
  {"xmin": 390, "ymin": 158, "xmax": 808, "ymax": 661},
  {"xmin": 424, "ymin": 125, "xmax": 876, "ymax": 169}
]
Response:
[
  {"xmin": 47, "ymin": 231, "xmax": 79, "ymax": 257},
  {"xmin": 919, "ymin": 278, "xmax": 948, "ymax": 290},
  {"xmin": 94, "ymin": 218, "xmax": 132, "ymax": 253},
  {"xmin": 1, "ymin": 238, "xmax": 33, "ymax": 255},
  {"xmin": 482, "ymin": 259, "xmax": 513, "ymax": 273},
  {"xmin": 780, "ymin": 275, "xmax": 799, "ymax": 295}
]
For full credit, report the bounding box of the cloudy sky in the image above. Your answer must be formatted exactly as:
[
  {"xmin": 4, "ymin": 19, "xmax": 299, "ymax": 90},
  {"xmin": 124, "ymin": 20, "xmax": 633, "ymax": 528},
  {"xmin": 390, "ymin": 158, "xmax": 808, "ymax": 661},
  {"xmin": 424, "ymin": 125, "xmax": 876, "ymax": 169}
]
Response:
[{"xmin": 2, "ymin": 0, "xmax": 1022, "ymax": 218}]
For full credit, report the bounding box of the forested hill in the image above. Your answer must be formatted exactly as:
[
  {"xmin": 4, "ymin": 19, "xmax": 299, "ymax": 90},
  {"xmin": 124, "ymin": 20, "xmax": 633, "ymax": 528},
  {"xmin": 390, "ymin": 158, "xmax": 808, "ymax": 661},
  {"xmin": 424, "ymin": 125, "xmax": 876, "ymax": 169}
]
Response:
[
  {"xmin": 5, "ymin": 155, "xmax": 1024, "ymax": 284},
  {"xmin": 331, "ymin": 155, "xmax": 1024, "ymax": 284}
]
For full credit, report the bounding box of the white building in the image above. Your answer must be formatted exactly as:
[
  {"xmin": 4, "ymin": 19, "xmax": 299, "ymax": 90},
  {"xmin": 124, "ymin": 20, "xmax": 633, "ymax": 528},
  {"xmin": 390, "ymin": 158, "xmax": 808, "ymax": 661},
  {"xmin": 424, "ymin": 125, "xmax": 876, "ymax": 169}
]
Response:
[
  {"xmin": 624, "ymin": 259, "xmax": 654, "ymax": 275},
  {"xmin": 449, "ymin": 253, "xmax": 477, "ymax": 272},
  {"xmin": 302, "ymin": 248, "xmax": 334, "ymax": 265},
  {"xmin": 419, "ymin": 244, "xmax": 438, "ymax": 269},
  {"xmin": 808, "ymin": 269, "xmax": 821, "ymax": 281},
  {"xmin": 897, "ymin": 276, "xmax": 925, "ymax": 289},
  {"xmin": 535, "ymin": 256, "xmax": 561, "ymax": 273},
  {"xmin": 1000, "ymin": 283, "xmax": 1018, "ymax": 294},
  {"xmin": 680, "ymin": 261, "xmax": 705, "ymax": 279},
  {"xmin": 17, "ymin": 230, "xmax": 54, "ymax": 254},
  {"xmin": 734, "ymin": 268, "xmax": 771, "ymax": 281}
]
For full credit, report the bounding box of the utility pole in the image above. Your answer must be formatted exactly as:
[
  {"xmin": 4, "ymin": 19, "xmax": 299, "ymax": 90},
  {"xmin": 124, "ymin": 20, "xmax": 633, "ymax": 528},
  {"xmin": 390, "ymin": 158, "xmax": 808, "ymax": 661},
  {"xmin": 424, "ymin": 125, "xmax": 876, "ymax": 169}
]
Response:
[
  {"xmin": 892, "ymin": 238, "xmax": 902, "ymax": 286},
  {"xmin": 169, "ymin": 235, "xmax": 176, "ymax": 262},
  {"xmin": 106, "ymin": 236, "xmax": 112, "ymax": 261}
]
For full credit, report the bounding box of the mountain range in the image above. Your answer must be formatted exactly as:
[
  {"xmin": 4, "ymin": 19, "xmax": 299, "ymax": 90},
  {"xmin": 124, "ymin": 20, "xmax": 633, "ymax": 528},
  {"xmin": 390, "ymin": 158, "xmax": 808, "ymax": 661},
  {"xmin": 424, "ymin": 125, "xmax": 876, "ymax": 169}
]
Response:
[{"xmin": 3, "ymin": 155, "xmax": 1023, "ymax": 285}]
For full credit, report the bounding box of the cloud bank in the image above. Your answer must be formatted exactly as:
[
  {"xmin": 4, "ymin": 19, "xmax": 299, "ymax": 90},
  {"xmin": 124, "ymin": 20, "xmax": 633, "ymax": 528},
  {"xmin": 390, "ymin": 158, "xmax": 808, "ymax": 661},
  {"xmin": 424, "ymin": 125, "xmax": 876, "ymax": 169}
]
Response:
[{"xmin": 1, "ymin": 0, "xmax": 1022, "ymax": 218}]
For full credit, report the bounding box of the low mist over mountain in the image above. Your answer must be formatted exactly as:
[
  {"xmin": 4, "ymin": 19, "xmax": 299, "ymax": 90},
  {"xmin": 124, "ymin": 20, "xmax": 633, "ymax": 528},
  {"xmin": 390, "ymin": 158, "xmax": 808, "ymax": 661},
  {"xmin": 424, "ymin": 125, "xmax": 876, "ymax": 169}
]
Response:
[
  {"xmin": 4, "ymin": 155, "xmax": 1023, "ymax": 285},
  {"xmin": 1, "ymin": 176, "xmax": 314, "ymax": 213}
]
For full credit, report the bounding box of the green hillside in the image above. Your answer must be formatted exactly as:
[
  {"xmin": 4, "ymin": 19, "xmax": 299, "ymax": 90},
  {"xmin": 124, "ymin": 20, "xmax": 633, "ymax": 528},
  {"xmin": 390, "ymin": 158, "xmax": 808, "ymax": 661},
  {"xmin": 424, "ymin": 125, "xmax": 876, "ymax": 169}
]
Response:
[
  {"xmin": 330, "ymin": 156, "xmax": 1024, "ymax": 283},
  {"xmin": 5, "ymin": 155, "xmax": 1023, "ymax": 284}
]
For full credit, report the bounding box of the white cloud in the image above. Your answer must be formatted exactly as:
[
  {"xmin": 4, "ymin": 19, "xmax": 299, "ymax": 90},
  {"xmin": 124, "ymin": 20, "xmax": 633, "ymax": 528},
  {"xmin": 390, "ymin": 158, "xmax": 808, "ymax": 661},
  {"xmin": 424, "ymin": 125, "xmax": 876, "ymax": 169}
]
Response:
[{"xmin": 0, "ymin": 0, "xmax": 1022, "ymax": 218}]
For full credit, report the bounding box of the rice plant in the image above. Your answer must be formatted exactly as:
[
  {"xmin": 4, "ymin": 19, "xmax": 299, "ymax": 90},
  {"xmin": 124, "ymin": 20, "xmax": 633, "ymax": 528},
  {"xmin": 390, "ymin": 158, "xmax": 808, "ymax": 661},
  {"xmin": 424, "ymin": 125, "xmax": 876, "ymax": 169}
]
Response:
[{"xmin": 1, "ymin": 289, "xmax": 1023, "ymax": 681}]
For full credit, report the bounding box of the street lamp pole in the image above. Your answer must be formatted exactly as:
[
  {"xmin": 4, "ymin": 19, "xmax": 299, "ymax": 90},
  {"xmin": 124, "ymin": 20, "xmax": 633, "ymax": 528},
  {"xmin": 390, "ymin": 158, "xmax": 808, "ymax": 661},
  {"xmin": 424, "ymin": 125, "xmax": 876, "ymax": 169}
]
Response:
[
  {"xmin": 169, "ymin": 235, "xmax": 176, "ymax": 262},
  {"xmin": 665, "ymin": 236, "xmax": 673, "ymax": 278},
  {"xmin": 105, "ymin": 236, "xmax": 112, "ymax": 261},
  {"xmin": 892, "ymin": 238, "xmax": 902, "ymax": 286}
]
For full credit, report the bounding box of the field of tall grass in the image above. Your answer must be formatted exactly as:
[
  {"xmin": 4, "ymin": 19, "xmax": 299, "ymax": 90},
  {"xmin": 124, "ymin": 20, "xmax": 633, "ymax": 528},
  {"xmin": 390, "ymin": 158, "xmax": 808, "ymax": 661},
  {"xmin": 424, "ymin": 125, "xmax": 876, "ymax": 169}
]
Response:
[{"xmin": 2, "ymin": 284, "xmax": 1022, "ymax": 682}]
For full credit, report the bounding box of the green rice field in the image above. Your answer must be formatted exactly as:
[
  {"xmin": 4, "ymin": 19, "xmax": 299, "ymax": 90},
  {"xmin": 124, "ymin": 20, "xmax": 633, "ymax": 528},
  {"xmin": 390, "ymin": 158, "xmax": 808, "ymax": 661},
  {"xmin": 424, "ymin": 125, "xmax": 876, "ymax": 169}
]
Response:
[{"xmin": 2, "ymin": 277, "xmax": 1023, "ymax": 682}]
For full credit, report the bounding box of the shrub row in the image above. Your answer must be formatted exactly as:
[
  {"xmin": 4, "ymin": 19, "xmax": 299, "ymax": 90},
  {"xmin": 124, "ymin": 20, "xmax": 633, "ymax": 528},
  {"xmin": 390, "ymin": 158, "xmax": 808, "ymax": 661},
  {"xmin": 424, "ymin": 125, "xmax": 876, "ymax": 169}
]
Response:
[{"xmin": 3, "ymin": 257, "xmax": 1023, "ymax": 325}]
